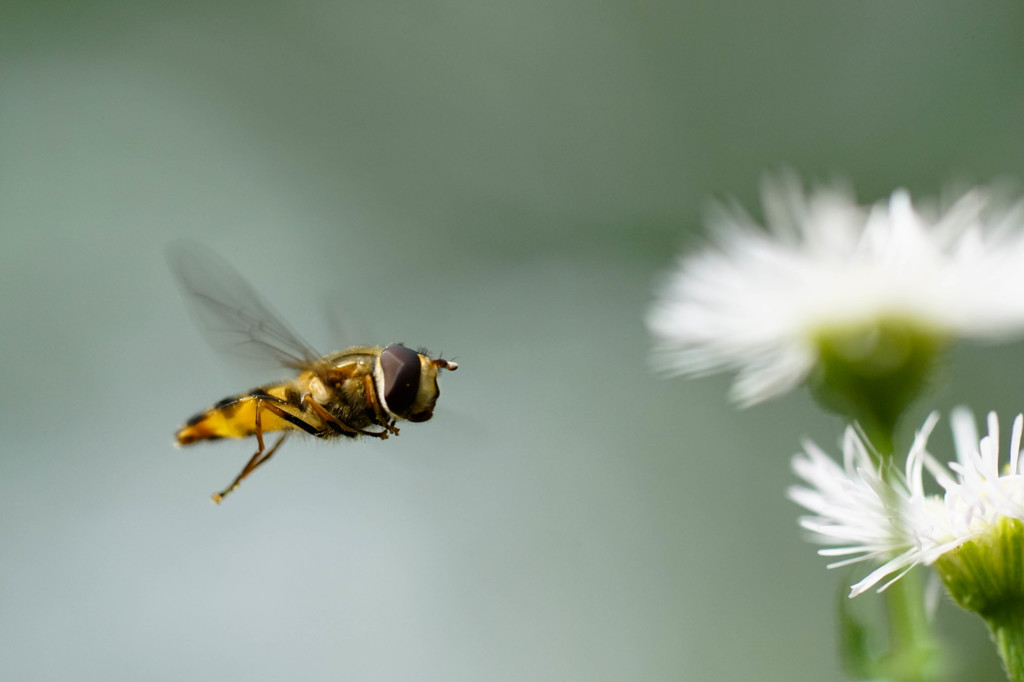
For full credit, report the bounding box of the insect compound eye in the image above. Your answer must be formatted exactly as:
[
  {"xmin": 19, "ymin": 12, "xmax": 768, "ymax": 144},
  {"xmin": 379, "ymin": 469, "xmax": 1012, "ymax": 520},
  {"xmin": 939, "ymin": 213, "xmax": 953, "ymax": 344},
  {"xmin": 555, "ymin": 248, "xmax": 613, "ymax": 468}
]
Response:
[{"xmin": 380, "ymin": 344, "xmax": 422, "ymax": 416}]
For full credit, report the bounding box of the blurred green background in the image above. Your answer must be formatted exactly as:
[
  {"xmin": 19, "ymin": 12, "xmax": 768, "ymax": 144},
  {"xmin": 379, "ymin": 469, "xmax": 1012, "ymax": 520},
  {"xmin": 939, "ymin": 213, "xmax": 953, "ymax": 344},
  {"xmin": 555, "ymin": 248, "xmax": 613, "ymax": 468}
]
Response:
[{"xmin": 3, "ymin": 1, "xmax": 1024, "ymax": 680}]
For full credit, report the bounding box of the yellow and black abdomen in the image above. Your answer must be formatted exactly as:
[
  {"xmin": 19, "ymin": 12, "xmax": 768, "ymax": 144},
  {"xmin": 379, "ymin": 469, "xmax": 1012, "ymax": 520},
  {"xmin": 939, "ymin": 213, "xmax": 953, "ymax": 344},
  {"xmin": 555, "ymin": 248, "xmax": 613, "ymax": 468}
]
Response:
[{"xmin": 176, "ymin": 383, "xmax": 316, "ymax": 446}]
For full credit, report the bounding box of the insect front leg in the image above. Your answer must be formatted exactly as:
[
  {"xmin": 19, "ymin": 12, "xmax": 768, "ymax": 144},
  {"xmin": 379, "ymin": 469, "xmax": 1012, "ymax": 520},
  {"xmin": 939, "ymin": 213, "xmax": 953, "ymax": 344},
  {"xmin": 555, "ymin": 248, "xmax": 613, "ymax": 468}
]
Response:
[
  {"xmin": 363, "ymin": 375, "xmax": 400, "ymax": 437},
  {"xmin": 302, "ymin": 394, "xmax": 391, "ymax": 440}
]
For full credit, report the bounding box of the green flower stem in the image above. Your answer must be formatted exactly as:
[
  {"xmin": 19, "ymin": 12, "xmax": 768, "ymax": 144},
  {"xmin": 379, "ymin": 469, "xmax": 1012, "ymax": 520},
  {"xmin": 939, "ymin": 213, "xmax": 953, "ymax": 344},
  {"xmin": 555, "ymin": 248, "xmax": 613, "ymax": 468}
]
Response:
[
  {"xmin": 880, "ymin": 570, "xmax": 941, "ymax": 682},
  {"xmin": 859, "ymin": 421, "xmax": 895, "ymax": 473},
  {"xmin": 870, "ymin": 421, "xmax": 942, "ymax": 682},
  {"xmin": 986, "ymin": 605, "xmax": 1024, "ymax": 682}
]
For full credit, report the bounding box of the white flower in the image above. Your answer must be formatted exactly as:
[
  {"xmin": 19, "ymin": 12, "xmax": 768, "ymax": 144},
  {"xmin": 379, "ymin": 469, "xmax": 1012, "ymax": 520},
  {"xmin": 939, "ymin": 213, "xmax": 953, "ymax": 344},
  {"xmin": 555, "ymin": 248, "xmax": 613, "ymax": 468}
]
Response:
[
  {"xmin": 647, "ymin": 172, "xmax": 1024, "ymax": 406},
  {"xmin": 789, "ymin": 410, "xmax": 1024, "ymax": 597}
]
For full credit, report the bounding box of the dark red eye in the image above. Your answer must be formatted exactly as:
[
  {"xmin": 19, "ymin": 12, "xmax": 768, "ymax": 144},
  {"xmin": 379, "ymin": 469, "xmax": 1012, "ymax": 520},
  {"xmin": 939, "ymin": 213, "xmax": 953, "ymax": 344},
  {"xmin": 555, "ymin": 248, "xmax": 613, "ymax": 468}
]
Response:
[{"xmin": 380, "ymin": 345, "xmax": 421, "ymax": 416}]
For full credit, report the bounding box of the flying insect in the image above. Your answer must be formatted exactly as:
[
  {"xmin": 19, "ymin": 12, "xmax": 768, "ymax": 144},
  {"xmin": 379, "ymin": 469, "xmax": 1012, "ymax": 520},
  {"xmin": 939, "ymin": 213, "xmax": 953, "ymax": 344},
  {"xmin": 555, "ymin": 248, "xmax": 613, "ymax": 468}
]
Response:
[{"xmin": 168, "ymin": 244, "xmax": 458, "ymax": 503}]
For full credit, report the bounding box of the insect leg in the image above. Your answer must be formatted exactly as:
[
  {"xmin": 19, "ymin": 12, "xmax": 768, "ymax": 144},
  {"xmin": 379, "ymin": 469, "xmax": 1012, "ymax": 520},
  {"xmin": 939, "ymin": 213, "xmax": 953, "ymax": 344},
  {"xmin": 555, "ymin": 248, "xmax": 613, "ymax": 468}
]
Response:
[
  {"xmin": 211, "ymin": 434, "xmax": 288, "ymax": 504},
  {"xmin": 363, "ymin": 375, "xmax": 400, "ymax": 436},
  {"xmin": 302, "ymin": 394, "xmax": 391, "ymax": 440},
  {"xmin": 211, "ymin": 398, "xmax": 304, "ymax": 503},
  {"xmin": 255, "ymin": 393, "xmax": 324, "ymax": 437}
]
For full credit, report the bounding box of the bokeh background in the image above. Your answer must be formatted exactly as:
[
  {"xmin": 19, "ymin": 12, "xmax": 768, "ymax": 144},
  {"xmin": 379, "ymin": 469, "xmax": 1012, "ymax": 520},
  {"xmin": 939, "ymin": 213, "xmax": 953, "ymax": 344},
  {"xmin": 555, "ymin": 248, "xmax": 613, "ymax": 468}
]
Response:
[{"xmin": 3, "ymin": 1, "xmax": 1024, "ymax": 680}]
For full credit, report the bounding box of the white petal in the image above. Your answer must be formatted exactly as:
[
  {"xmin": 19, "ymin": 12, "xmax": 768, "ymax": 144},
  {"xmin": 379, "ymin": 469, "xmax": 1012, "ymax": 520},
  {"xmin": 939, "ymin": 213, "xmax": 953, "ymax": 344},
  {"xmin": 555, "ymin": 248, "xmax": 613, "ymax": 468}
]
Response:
[
  {"xmin": 792, "ymin": 410, "xmax": 1024, "ymax": 597},
  {"xmin": 650, "ymin": 174, "xmax": 1024, "ymax": 405}
]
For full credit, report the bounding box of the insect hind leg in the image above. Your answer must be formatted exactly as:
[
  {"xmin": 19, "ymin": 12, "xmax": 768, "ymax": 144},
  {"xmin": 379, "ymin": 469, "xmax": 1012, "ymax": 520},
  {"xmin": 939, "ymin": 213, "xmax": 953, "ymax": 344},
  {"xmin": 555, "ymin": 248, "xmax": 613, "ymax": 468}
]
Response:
[
  {"xmin": 212, "ymin": 433, "xmax": 287, "ymax": 503},
  {"xmin": 210, "ymin": 398, "xmax": 302, "ymax": 504}
]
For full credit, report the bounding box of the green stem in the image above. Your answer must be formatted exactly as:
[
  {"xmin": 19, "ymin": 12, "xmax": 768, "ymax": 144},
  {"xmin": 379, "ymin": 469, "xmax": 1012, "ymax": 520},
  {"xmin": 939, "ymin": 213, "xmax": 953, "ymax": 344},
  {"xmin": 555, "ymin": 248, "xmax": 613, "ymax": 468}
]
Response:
[
  {"xmin": 868, "ymin": 421, "xmax": 942, "ymax": 682},
  {"xmin": 881, "ymin": 570, "xmax": 940, "ymax": 681},
  {"xmin": 863, "ymin": 420, "xmax": 894, "ymax": 472},
  {"xmin": 985, "ymin": 603, "xmax": 1024, "ymax": 682}
]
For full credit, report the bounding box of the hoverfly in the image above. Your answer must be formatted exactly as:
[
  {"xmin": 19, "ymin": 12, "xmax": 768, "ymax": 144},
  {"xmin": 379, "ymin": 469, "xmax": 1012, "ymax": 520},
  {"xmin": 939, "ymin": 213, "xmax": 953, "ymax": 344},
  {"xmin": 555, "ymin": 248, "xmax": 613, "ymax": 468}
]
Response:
[{"xmin": 168, "ymin": 243, "xmax": 458, "ymax": 503}]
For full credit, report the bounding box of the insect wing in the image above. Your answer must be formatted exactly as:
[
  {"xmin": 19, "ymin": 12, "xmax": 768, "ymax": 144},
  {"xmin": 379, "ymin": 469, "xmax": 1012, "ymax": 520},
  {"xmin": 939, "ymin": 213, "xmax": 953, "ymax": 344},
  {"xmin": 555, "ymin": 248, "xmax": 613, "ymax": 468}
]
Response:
[{"xmin": 167, "ymin": 241, "xmax": 323, "ymax": 371}]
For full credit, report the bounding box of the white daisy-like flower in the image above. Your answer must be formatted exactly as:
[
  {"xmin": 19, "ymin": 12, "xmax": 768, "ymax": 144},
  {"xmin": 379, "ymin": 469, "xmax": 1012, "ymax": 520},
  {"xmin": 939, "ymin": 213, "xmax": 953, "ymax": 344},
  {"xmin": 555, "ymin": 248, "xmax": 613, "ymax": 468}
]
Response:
[
  {"xmin": 648, "ymin": 173, "xmax": 1024, "ymax": 406},
  {"xmin": 789, "ymin": 409, "xmax": 1024, "ymax": 598}
]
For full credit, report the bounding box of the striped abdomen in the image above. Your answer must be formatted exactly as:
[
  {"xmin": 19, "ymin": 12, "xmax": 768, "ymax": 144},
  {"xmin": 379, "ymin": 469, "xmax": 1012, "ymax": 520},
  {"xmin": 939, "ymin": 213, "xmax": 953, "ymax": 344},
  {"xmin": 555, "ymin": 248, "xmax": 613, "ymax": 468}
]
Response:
[{"xmin": 176, "ymin": 383, "xmax": 313, "ymax": 446}]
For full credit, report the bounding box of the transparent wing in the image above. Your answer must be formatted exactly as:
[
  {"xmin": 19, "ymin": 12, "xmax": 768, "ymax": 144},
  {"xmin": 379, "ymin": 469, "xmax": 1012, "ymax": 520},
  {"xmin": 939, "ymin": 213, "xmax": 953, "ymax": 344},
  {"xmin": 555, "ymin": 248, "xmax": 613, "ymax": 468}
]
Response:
[{"xmin": 166, "ymin": 241, "xmax": 323, "ymax": 371}]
